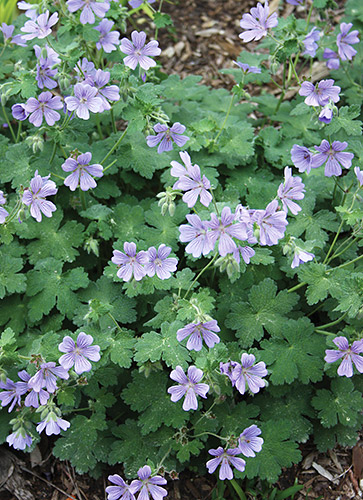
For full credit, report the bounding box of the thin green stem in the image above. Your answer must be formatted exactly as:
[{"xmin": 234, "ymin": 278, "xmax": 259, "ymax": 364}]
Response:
[
  {"xmin": 192, "ymin": 431, "xmax": 227, "ymax": 440},
  {"xmin": 328, "ymin": 253, "xmax": 363, "ymax": 272},
  {"xmin": 316, "ymin": 311, "xmax": 348, "ymax": 330},
  {"xmin": 328, "ymin": 237, "xmax": 358, "ymax": 263},
  {"xmin": 287, "ymin": 281, "xmax": 306, "ymax": 293},
  {"xmin": 305, "ymin": 3, "xmax": 314, "ymax": 29},
  {"xmin": 16, "ymin": 121, "xmax": 22, "ymax": 142},
  {"xmin": 103, "ymin": 159, "xmax": 118, "ymax": 173},
  {"xmin": 58, "ymin": 143, "xmax": 68, "ymax": 158},
  {"xmin": 2, "ymin": 104, "xmax": 17, "ymax": 142},
  {"xmin": 110, "ymin": 107, "xmax": 117, "ymax": 134},
  {"xmin": 323, "ymin": 219, "xmax": 344, "ymax": 264},
  {"xmin": 289, "ymin": 56, "xmax": 300, "ymax": 85},
  {"xmin": 96, "ymin": 115, "xmax": 104, "ymax": 139},
  {"xmin": 156, "ymin": 446, "xmax": 171, "ymax": 470},
  {"xmin": 229, "ymin": 479, "xmax": 247, "ymax": 500},
  {"xmin": 315, "ymin": 329, "xmax": 338, "ymax": 336},
  {"xmin": 4, "ymin": 198, "xmax": 23, "ymax": 225},
  {"xmin": 51, "ymin": 172, "xmax": 66, "ymax": 181},
  {"xmin": 212, "ymin": 94, "xmax": 234, "ymax": 143},
  {"xmin": 192, "ymin": 401, "xmax": 217, "ymax": 429},
  {"xmin": 101, "ymin": 127, "xmax": 128, "ymax": 165},
  {"xmin": 183, "ymin": 253, "xmax": 218, "ymax": 300},
  {"xmin": 59, "ymin": 110, "xmax": 74, "ymax": 131},
  {"xmin": 79, "ymin": 189, "xmax": 87, "ymax": 210},
  {"xmin": 108, "ymin": 312, "xmax": 123, "ymax": 332},
  {"xmin": 50, "ymin": 141, "xmax": 58, "ymax": 164},
  {"xmin": 274, "ymin": 61, "xmax": 287, "ymax": 113}
]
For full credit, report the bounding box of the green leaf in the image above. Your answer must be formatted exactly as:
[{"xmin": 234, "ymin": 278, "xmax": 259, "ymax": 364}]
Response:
[
  {"xmin": 297, "ymin": 263, "xmax": 331, "ymax": 305},
  {"xmin": 153, "ymin": 12, "xmax": 173, "ymax": 28},
  {"xmin": 260, "ymin": 318, "xmax": 325, "ymax": 384},
  {"xmin": 329, "ymin": 271, "xmax": 363, "ymax": 318},
  {"xmin": 312, "ymin": 378, "xmax": 363, "ymax": 428},
  {"xmin": 3, "ymin": 143, "xmax": 33, "ymax": 188},
  {"xmin": 109, "ymin": 332, "xmax": 136, "ymax": 369},
  {"xmin": 325, "ymin": 105, "xmax": 362, "ymax": 136},
  {"xmin": 0, "ymin": 327, "xmax": 16, "ymax": 347},
  {"xmin": 172, "ymin": 438, "xmax": 204, "ymax": 462},
  {"xmin": 0, "ymin": 246, "xmax": 26, "ymax": 299},
  {"xmin": 226, "ymin": 279, "xmax": 299, "ymax": 347}
]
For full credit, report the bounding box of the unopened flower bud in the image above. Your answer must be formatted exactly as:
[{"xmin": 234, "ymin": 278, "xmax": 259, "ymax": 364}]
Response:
[{"xmin": 26, "ymin": 134, "xmax": 44, "ymax": 153}]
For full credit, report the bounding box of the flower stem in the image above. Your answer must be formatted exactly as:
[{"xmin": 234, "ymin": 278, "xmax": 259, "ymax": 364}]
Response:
[
  {"xmin": 79, "ymin": 189, "xmax": 87, "ymax": 210},
  {"xmin": 2, "ymin": 104, "xmax": 17, "ymax": 142},
  {"xmin": 183, "ymin": 253, "xmax": 218, "ymax": 300},
  {"xmin": 101, "ymin": 127, "xmax": 128, "ymax": 165},
  {"xmin": 108, "ymin": 313, "xmax": 123, "ymax": 332},
  {"xmin": 192, "ymin": 431, "xmax": 227, "ymax": 440},
  {"xmin": 212, "ymin": 94, "xmax": 234, "ymax": 143},
  {"xmin": 287, "ymin": 281, "xmax": 306, "ymax": 293},
  {"xmin": 327, "ymin": 253, "xmax": 363, "ymax": 272},
  {"xmin": 103, "ymin": 159, "xmax": 118, "ymax": 173},
  {"xmin": 315, "ymin": 329, "xmax": 337, "ymax": 336},
  {"xmin": 323, "ymin": 219, "xmax": 344, "ymax": 264},
  {"xmin": 316, "ymin": 311, "xmax": 348, "ymax": 330},
  {"xmin": 110, "ymin": 107, "xmax": 117, "ymax": 134},
  {"xmin": 229, "ymin": 479, "xmax": 247, "ymax": 500}
]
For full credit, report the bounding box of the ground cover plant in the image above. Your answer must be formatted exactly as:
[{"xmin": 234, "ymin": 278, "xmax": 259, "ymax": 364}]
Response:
[{"xmin": 0, "ymin": 0, "xmax": 362, "ymax": 498}]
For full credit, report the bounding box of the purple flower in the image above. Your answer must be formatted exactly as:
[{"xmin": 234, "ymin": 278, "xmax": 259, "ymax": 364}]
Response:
[
  {"xmin": 75, "ymin": 57, "xmax": 96, "ymax": 84},
  {"xmin": 324, "ymin": 336, "xmax": 363, "ymax": 377},
  {"xmin": 0, "ymin": 378, "xmax": 28, "ymax": 412},
  {"xmin": 106, "ymin": 474, "xmax": 138, "ymax": 500},
  {"xmin": 291, "ymin": 247, "xmax": 314, "ymax": 269},
  {"xmin": 36, "ymin": 58, "xmax": 58, "ymax": 90},
  {"xmin": 323, "ymin": 48, "xmax": 340, "ymax": 70},
  {"xmin": 7, "ymin": 429, "xmax": 32, "ymax": 450},
  {"xmin": 62, "ymin": 152, "xmax": 103, "ymax": 191},
  {"xmin": 58, "ymin": 332, "xmax": 101, "ymax": 374},
  {"xmin": 232, "ymin": 245, "xmax": 255, "ymax": 264},
  {"xmin": 354, "ymin": 166, "xmax": 363, "ymax": 187},
  {"xmin": 206, "ymin": 447, "xmax": 246, "ymax": 480},
  {"xmin": 17, "ymin": 370, "xmax": 50, "ymax": 408},
  {"xmin": 220, "ymin": 361, "xmax": 240, "ymax": 386},
  {"xmin": 238, "ymin": 425, "xmax": 263, "ymax": 457},
  {"xmin": 36, "ymin": 412, "xmax": 70, "ymax": 436},
  {"xmin": 234, "ymin": 204, "xmax": 258, "ymax": 244},
  {"xmin": 251, "ymin": 200, "xmax": 288, "ymax": 246},
  {"xmin": 0, "ymin": 190, "xmax": 9, "ymax": 224},
  {"xmin": 302, "ymin": 27, "xmax": 320, "ymax": 57},
  {"xmin": 21, "ymin": 10, "xmax": 58, "ymax": 40},
  {"xmin": 94, "ymin": 19, "xmax": 120, "ymax": 52},
  {"xmin": 239, "ymin": 1, "xmax": 278, "ymax": 43},
  {"xmin": 34, "ymin": 44, "xmax": 61, "ymax": 65},
  {"xmin": 144, "ymin": 244, "xmax": 178, "ymax": 280},
  {"xmin": 65, "ymin": 83, "xmax": 103, "ymax": 119},
  {"xmin": 0, "ymin": 22, "xmax": 27, "ymax": 46},
  {"xmin": 17, "ymin": 1, "xmax": 38, "ymax": 19},
  {"xmin": 177, "ymin": 320, "xmax": 221, "ymax": 351},
  {"xmin": 129, "ymin": 0, "xmax": 156, "ymax": 8},
  {"xmin": 233, "ymin": 61, "xmax": 261, "ymax": 73},
  {"xmin": 66, "ymin": 0, "xmax": 110, "ymax": 25},
  {"xmin": 232, "ymin": 353, "xmax": 268, "ymax": 395},
  {"xmin": 111, "ymin": 242, "xmax": 148, "ymax": 282},
  {"xmin": 290, "ymin": 144, "xmax": 320, "ymax": 174},
  {"xmin": 22, "ymin": 170, "xmax": 58, "ymax": 222},
  {"xmin": 286, "ymin": 0, "xmax": 303, "ymax": 4},
  {"xmin": 120, "ymin": 31, "xmax": 161, "ymax": 71},
  {"xmin": 167, "ymin": 365, "xmax": 209, "ymax": 411},
  {"xmin": 132, "ymin": 465, "xmax": 167, "ymax": 500},
  {"xmin": 208, "ymin": 206, "xmax": 250, "ymax": 257},
  {"xmin": 318, "ymin": 105, "xmax": 333, "ymax": 124},
  {"xmin": 147, "ymin": 122, "xmax": 189, "ymax": 154},
  {"xmin": 179, "ymin": 213, "xmax": 214, "ymax": 258},
  {"xmin": 24, "ymin": 91, "xmax": 63, "ymax": 127},
  {"xmin": 277, "ymin": 166, "xmax": 305, "ymax": 215},
  {"xmin": 93, "ymin": 69, "xmax": 120, "ymax": 111},
  {"xmin": 11, "ymin": 103, "xmax": 29, "ymax": 121},
  {"xmin": 170, "ymin": 151, "xmax": 193, "ymax": 178},
  {"xmin": 337, "ymin": 22, "xmax": 359, "ymax": 61},
  {"xmin": 313, "ymin": 140, "xmax": 354, "ymax": 177},
  {"xmin": 28, "ymin": 362, "xmax": 69, "ymax": 393},
  {"xmin": 299, "ymin": 79, "xmax": 340, "ymax": 107},
  {"xmin": 173, "ymin": 163, "xmax": 212, "ymax": 208}
]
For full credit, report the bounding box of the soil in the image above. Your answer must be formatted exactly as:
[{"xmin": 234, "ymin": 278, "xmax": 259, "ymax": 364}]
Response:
[{"xmin": 1, "ymin": 0, "xmax": 362, "ymax": 499}]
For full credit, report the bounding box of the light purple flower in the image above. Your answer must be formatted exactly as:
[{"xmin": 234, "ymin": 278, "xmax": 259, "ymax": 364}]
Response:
[
  {"xmin": 170, "ymin": 150, "xmax": 194, "ymax": 178},
  {"xmin": 234, "ymin": 204, "xmax": 257, "ymax": 244},
  {"xmin": 147, "ymin": 122, "xmax": 189, "ymax": 154},
  {"xmin": 232, "ymin": 353, "xmax": 268, "ymax": 395},
  {"xmin": 58, "ymin": 332, "xmax": 101, "ymax": 374},
  {"xmin": 65, "ymin": 83, "xmax": 103, "ymax": 119},
  {"xmin": 290, "ymin": 144, "xmax": 321, "ymax": 174},
  {"xmin": 167, "ymin": 365, "xmax": 209, "ymax": 411},
  {"xmin": 324, "ymin": 336, "xmax": 363, "ymax": 377},
  {"xmin": 34, "ymin": 44, "xmax": 61, "ymax": 65},
  {"xmin": 0, "ymin": 190, "xmax": 9, "ymax": 224},
  {"xmin": 62, "ymin": 152, "xmax": 103, "ymax": 191},
  {"xmin": 232, "ymin": 245, "xmax": 255, "ymax": 265},
  {"xmin": 93, "ymin": 69, "xmax": 120, "ymax": 111},
  {"xmin": 11, "ymin": 103, "xmax": 29, "ymax": 121},
  {"xmin": 179, "ymin": 213, "xmax": 214, "ymax": 258},
  {"xmin": 291, "ymin": 247, "xmax": 314, "ymax": 269},
  {"xmin": 36, "ymin": 59, "xmax": 58, "ymax": 90},
  {"xmin": 173, "ymin": 163, "xmax": 212, "ymax": 208},
  {"xmin": 144, "ymin": 244, "xmax": 177, "ymax": 280},
  {"xmin": 75, "ymin": 57, "xmax": 96, "ymax": 84},
  {"xmin": 313, "ymin": 140, "xmax": 354, "ymax": 177},
  {"xmin": 354, "ymin": 166, "xmax": 363, "ymax": 187},
  {"xmin": 302, "ymin": 27, "xmax": 320, "ymax": 57},
  {"xmin": 0, "ymin": 378, "xmax": 28, "ymax": 412},
  {"xmin": 106, "ymin": 474, "xmax": 138, "ymax": 500},
  {"xmin": 22, "ymin": 171, "xmax": 58, "ymax": 222},
  {"xmin": 238, "ymin": 425, "xmax": 263, "ymax": 457},
  {"xmin": 94, "ymin": 19, "xmax": 120, "ymax": 52},
  {"xmin": 21, "ymin": 10, "xmax": 58, "ymax": 40},
  {"xmin": 0, "ymin": 23, "xmax": 27, "ymax": 46},
  {"xmin": 239, "ymin": 1, "xmax": 278, "ymax": 43},
  {"xmin": 17, "ymin": 1, "xmax": 38, "ymax": 19},
  {"xmin": 17, "ymin": 370, "xmax": 50, "ymax": 408},
  {"xmin": 220, "ymin": 361, "xmax": 240, "ymax": 386},
  {"xmin": 177, "ymin": 320, "xmax": 221, "ymax": 351},
  {"xmin": 337, "ymin": 22, "xmax": 359, "ymax": 61},
  {"xmin": 111, "ymin": 242, "xmax": 148, "ymax": 282},
  {"xmin": 277, "ymin": 166, "xmax": 305, "ymax": 215},
  {"xmin": 28, "ymin": 362, "xmax": 69, "ymax": 393},
  {"xmin": 132, "ymin": 465, "xmax": 167, "ymax": 500},
  {"xmin": 120, "ymin": 31, "xmax": 161, "ymax": 71},
  {"xmin": 323, "ymin": 48, "xmax": 340, "ymax": 70},
  {"xmin": 36, "ymin": 412, "xmax": 70, "ymax": 436},
  {"xmin": 318, "ymin": 105, "xmax": 333, "ymax": 124},
  {"xmin": 299, "ymin": 79, "xmax": 340, "ymax": 107},
  {"xmin": 251, "ymin": 200, "xmax": 288, "ymax": 246},
  {"xmin": 129, "ymin": 0, "xmax": 156, "ymax": 8},
  {"xmin": 206, "ymin": 447, "xmax": 246, "ymax": 480},
  {"xmin": 208, "ymin": 206, "xmax": 250, "ymax": 257},
  {"xmin": 233, "ymin": 61, "xmax": 261, "ymax": 73},
  {"xmin": 66, "ymin": 0, "xmax": 110, "ymax": 25},
  {"xmin": 24, "ymin": 91, "xmax": 63, "ymax": 127},
  {"xmin": 6, "ymin": 429, "xmax": 32, "ymax": 450}
]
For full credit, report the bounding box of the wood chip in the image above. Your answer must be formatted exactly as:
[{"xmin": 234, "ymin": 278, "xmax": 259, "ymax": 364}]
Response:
[{"xmin": 312, "ymin": 461, "xmax": 339, "ymax": 485}]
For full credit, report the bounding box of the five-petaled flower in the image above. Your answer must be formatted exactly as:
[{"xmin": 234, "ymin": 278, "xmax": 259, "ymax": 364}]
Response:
[
  {"xmin": 177, "ymin": 320, "xmax": 221, "ymax": 351},
  {"xmin": 21, "ymin": 10, "xmax": 58, "ymax": 40},
  {"xmin": 144, "ymin": 244, "xmax": 178, "ymax": 280},
  {"xmin": 251, "ymin": 200, "xmax": 288, "ymax": 246},
  {"xmin": 58, "ymin": 332, "xmax": 101, "ymax": 374},
  {"xmin": 277, "ymin": 166, "xmax": 305, "ymax": 215},
  {"xmin": 132, "ymin": 465, "xmax": 168, "ymax": 500},
  {"xmin": 28, "ymin": 362, "xmax": 69, "ymax": 393},
  {"xmin": 238, "ymin": 425, "xmax": 263, "ymax": 457},
  {"xmin": 36, "ymin": 411, "xmax": 70, "ymax": 436},
  {"xmin": 24, "ymin": 91, "xmax": 63, "ymax": 127},
  {"xmin": 22, "ymin": 170, "xmax": 58, "ymax": 222},
  {"xmin": 146, "ymin": 122, "xmax": 189, "ymax": 154},
  {"xmin": 106, "ymin": 474, "xmax": 138, "ymax": 500},
  {"xmin": 62, "ymin": 152, "xmax": 103, "ymax": 191},
  {"xmin": 239, "ymin": 1, "xmax": 278, "ymax": 42},
  {"xmin": 337, "ymin": 22, "xmax": 359, "ymax": 61},
  {"xmin": 65, "ymin": 83, "xmax": 103, "ymax": 120},
  {"xmin": 7, "ymin": 429, "xmax": 32, "ymax": 450},
  {"xmin": 206, "ymin": 447, "xmax": 246, "ymax": 480},
  {"xmin": 313, "ymin": 139, "xmax": 354, "ymax": 177},
  {"xmin": 324, "ymin": 336, "xmax": 363, "ymax": 377},
  {"xmin": 173, "ymin": 162, "xmax": 212, "ymax": 208},
  {"xmin": 66, "ymin": 0, "xmax": 110, "ymax": 25},
  {"xmin": 120, "ymin": 30, "xmax": 161, "ymax": 71},
  {"xmin": 290, "ymin": 144, "xmax": 320, "ymax": 174},
  {"xmin": 94, "ymin": 19, "xmax": 120, "ymax": 53},
  {"xmin": 179, "ymin": 213, "xmax": 214, "ymax": 258},
  {"xmin": 112, "ymin": 242, "xmax": 148, "ymax": 282},
  {"xmin": 222, "ymin": 353, "xmax": 268, "ymax": 395},
  {"xmin": 299, "ymin": 79, "xmax": 340, "ymax": 107},
  {"xmin": 168, "ymin": 365, "xmax": 209, "ymax": 411}
]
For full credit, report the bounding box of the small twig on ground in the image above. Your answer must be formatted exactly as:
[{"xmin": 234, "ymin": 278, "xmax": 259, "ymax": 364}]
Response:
[{"xmin": 20, "ymin": 465, "xmax": 76, "ymax": 500}]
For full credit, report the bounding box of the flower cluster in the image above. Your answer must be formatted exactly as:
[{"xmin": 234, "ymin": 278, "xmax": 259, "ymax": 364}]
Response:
[
  {"xmin": 62, "ymin": 152, "xmax": 103, "ymax": 191},
  {"xmin": 323, "ymin": 23, "xmax": 359, "ymax": 69},
  {"xmin": 106, "ymin": 465, "xmax": 167, "ymax": 500},
  {"xmin": 112, "ymin": 242, "xmax": 178, "ymax": 282},
  {"xmin": 299, "ymin": 79, "xmax": 340, "ymax": 124},
  {"xmin": 324, "ymin": 336, "xmax": 363, "ymax": 377},
  {"xmin": 220, "ymin": 353, "xmax": 268, "ymax": 395}
]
